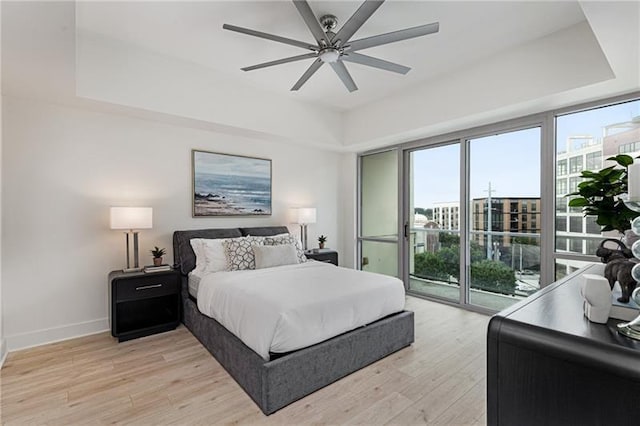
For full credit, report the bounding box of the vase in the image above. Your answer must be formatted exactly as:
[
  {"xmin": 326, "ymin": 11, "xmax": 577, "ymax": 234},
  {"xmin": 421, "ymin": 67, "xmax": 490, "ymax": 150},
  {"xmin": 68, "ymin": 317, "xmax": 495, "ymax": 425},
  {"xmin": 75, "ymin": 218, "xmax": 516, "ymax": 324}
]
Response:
[
  {"xmin": 153, "ymin": 257, "xmax": 163, "ymax": 266},
  {"xmin": 319, "ymin": 242, "xmax": 325, "ymax": 249}
]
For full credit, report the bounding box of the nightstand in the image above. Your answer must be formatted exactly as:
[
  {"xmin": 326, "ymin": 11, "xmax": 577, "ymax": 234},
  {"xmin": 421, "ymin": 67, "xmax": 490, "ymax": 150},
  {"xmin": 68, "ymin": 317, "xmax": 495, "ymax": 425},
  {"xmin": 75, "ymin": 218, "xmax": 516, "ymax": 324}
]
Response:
[
  {"xmin": 305, "ymin": 249, "xmax": 338, "ymax": 266},
  {"xmin": 108, "ymin": 269, "xmax": 181, "ymax": 342}
]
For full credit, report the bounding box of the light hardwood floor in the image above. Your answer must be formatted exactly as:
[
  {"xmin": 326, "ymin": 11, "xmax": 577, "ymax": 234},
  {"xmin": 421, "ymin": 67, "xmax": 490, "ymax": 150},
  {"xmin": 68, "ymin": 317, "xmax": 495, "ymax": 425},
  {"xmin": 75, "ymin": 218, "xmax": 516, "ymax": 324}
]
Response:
[{"xmin": 0, "ymin": 297, "xmax": 489, "ymax": 425}]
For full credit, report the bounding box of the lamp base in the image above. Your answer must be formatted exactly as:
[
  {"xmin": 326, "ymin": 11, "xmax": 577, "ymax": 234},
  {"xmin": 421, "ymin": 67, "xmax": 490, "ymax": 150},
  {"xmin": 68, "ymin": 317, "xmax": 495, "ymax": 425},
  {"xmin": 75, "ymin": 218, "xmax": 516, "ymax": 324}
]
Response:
[{"xmin": 122, "ymin": 267, "xmax": 143, "ymax": 273}]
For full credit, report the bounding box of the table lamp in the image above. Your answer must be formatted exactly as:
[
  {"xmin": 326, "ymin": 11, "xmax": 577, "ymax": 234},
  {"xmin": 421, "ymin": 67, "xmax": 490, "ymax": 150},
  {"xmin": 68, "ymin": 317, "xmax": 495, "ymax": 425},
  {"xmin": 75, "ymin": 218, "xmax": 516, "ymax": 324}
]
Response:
[
  {"xmin": 110, "ymin": 207, "xmax": 153, "ymax": 272},
  {"xmin": 294, "ymin": 207, "xmax": 316, "ymax": 251}
]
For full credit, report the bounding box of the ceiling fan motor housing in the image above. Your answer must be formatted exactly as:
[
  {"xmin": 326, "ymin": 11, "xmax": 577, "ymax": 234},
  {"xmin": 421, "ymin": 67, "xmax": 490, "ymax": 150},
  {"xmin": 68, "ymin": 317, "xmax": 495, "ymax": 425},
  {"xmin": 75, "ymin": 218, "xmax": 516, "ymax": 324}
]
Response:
[{"xmin": 319, "ymin": 48, "xmax": 340, "ymax": 63}]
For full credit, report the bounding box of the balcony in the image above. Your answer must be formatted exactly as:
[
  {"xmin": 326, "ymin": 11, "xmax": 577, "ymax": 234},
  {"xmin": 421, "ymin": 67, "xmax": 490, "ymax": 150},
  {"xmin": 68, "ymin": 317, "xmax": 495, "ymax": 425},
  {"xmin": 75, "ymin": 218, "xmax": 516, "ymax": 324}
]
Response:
[{"xmin": 409, "ymin": 227, "xmax": 541, "ymax": 311}]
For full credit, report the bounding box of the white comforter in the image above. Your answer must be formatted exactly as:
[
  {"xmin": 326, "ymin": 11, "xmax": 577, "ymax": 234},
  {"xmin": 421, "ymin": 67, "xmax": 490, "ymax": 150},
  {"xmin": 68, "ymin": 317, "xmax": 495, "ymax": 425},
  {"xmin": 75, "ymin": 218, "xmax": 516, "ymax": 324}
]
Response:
[{"xmin": 197, "ymin": 261, "xmax": 405, "ymax": 360}]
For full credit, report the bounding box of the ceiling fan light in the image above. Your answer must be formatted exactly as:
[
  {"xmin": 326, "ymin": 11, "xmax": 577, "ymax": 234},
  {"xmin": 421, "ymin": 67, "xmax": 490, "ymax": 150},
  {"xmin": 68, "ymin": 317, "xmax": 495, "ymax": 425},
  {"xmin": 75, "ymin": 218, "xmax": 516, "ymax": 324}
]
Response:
[{"xmin": 319, "ymin": 48, "xmax": 340, "ymax": 63}]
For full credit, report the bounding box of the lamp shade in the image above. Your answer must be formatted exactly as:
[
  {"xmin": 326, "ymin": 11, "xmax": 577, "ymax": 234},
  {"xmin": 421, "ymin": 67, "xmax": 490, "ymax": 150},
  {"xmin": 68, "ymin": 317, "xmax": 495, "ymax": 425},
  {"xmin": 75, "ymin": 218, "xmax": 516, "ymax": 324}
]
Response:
[
  {"xmin": 295, "ymin": 207, "xmax": 316, "ymax": 224},
  {"xmin": 110, "ymin": 207, "xmax": 153, "ymax": 230}
]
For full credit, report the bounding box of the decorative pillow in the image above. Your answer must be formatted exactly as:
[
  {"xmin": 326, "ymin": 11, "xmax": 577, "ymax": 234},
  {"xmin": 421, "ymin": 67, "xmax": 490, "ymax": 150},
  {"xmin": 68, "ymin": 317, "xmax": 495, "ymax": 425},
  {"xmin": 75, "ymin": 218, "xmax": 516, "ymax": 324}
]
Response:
[
  {"xmin": 264, "ymin": 234, "xmax": 307, "ymax": 263},
  {"xmin": 223, "ymin": 236, "xmax": 265, "ymax": 271},
  {"xmin": 253, "ymin": 244, "xmax": 298, "ymax": 269}
]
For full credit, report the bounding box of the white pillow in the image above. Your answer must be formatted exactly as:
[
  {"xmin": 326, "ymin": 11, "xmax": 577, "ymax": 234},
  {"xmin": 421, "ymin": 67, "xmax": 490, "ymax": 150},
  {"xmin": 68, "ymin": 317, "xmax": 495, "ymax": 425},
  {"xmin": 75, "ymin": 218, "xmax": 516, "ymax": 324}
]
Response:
[
  {"xmin": 191, "ymin": 237, "xmax": 240, "ymax": 275},
  {"xmin": 190, "ymin": 239, "xmax": 207, "ymax": 275},
  {"xmin": 253, "ymin": 244, "xmax": 298, "ymax": 269},
  {"xmin": 264, "ymin": 234, "xmax": 307, "ymax": 263},
  {"xmin": 201, "ymin": 239, "xmax": 229, "ymax": 274}
]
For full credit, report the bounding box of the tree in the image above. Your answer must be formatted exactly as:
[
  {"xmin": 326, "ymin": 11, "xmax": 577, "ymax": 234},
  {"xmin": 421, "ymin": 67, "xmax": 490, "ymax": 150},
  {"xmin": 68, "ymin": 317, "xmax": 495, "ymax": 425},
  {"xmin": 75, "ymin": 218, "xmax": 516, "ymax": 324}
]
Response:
[{"xmin": 439, "ymin": 232, "xmax": 460, "ymax": 247}]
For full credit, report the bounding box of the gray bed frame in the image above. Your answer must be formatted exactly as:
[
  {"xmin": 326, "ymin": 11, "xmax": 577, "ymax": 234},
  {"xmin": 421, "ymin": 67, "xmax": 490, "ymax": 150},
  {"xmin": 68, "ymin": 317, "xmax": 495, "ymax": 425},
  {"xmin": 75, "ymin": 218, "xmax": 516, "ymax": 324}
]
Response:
[{"xmin": 173, "ymin": 226, "xmax": 415, "ymax": 415}]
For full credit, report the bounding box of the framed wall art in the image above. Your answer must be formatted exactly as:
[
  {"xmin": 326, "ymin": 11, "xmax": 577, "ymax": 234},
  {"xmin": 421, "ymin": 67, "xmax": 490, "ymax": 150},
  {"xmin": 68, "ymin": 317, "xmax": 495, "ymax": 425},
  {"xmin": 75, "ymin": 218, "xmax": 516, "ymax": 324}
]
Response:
[{"xmin": 192, "ymin": 150, "xmax": 272, "ymax": 217}]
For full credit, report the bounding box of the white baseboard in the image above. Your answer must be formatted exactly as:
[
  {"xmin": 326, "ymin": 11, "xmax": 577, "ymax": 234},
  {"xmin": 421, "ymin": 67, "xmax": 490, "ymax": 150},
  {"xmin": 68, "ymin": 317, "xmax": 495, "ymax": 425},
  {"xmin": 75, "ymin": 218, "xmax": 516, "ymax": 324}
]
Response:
[
  {"xmin": 6, "ymin": 318, "xmax": 109, "ymax": 352},
  {"xmin": 0, "ymin": 338, "xmax": 7, "ymax": 369}
]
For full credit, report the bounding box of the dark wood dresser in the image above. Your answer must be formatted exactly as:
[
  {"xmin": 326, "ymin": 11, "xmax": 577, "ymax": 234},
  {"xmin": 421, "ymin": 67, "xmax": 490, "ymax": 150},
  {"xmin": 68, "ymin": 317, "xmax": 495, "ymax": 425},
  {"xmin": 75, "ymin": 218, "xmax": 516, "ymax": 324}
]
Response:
[{"xmin": 487, "ymin": 264, "xmax": 640, "ymax": 426}]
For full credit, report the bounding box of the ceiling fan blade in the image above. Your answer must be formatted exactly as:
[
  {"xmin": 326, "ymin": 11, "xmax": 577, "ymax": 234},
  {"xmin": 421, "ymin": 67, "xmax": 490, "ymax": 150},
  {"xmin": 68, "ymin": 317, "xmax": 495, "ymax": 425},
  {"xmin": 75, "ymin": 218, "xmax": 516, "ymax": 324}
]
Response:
[
  {"xmin": 330, "ymin": 61, "xmax": 358, "ymax": 92},
  {"xmin": 293, "ymin": 0, "xmax": 329, "ymax": 46},
  {"xmin": 291, "ymin": 58, "xmax": 323, "ymax": 91},
  {"xmin": 223, "ymin": 24, "xmax": 318, "ymax": 51},
  {"xmin": 241, "ymin": 53, "xmax": 318, "ymax": 72},
  {"xmin": 332, "ymin": 0, "xmax": 384, "ymax": 47},
  {"xmin": 347, "ymin": 22, "xmax": 439, "ymax": 51},
  {"xmin": 341, "ymin": 52, "xmax": 410, "ymax": 74}
]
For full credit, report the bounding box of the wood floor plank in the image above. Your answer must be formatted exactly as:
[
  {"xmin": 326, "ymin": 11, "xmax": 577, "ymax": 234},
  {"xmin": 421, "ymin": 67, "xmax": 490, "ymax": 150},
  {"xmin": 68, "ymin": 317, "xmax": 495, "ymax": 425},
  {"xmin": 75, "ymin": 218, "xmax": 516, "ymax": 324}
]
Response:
[{"xmin": 1, "ymin": 297, "xmax": 490, "ymax": 425}]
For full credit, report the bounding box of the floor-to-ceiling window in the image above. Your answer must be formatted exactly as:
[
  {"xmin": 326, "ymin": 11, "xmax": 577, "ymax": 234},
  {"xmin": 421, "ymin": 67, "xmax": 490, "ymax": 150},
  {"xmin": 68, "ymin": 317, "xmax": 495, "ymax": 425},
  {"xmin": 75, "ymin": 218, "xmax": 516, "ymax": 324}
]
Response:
[
  {"xmin": 554, "ymin": 98, "xmax": 640, "ymax": 279},
  {"xmin": 358, "ymin": 92, "xmax": 640, "ymax": 313}
]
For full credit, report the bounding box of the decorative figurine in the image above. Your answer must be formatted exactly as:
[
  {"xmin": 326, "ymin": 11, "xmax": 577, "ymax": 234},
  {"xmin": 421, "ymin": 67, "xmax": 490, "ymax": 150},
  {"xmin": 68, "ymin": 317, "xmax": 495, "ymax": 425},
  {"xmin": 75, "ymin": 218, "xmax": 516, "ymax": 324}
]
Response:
[
  {"xmin": 596, "ymin": 239, "xmax": 637, "ymax": 303},
  {"xmin": 580, "ymin": 274, "xmax": 612, "ymax": 324}
]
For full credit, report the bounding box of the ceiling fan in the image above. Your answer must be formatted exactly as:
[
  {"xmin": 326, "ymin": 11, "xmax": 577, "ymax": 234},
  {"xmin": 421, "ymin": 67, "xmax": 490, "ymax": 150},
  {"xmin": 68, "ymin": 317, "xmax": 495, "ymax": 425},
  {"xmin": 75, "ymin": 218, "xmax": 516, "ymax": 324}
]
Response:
[{"xmin": 223, "ymin": 0, "xmax": 439, "ymax": 92}]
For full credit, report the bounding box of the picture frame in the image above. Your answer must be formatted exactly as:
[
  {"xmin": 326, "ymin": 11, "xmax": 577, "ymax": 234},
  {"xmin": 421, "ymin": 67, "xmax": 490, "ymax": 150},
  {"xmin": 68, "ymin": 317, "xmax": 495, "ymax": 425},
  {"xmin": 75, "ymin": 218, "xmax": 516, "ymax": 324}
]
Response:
[{"xmin": 192, "ymin": 150, "xmax": 272, "ymax": 217}]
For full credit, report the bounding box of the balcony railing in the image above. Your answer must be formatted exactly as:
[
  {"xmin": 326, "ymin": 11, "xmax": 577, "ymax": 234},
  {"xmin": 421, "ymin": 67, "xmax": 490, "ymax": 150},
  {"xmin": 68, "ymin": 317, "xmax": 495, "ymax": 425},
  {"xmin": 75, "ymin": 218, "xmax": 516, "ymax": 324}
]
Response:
[{"xmin": 410, "ymin": 227, "xmax": 542, "ymax": 298}]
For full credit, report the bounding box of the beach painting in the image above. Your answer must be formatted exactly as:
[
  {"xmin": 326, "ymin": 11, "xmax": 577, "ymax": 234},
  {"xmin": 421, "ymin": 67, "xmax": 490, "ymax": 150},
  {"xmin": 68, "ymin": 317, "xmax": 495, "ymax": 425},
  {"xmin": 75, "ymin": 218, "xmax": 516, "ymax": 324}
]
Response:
[{"xmin": 192, "ymin": 150, "xmax": 272, "ymax": 216}]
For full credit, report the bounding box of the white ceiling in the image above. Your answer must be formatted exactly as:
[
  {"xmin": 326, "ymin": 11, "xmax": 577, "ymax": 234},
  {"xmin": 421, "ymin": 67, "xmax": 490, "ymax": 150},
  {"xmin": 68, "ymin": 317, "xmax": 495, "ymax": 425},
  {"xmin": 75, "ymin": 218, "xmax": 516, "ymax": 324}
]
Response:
[{"xmin": 76, "ymin": 1, "xmax": 587, "ymax": 111}]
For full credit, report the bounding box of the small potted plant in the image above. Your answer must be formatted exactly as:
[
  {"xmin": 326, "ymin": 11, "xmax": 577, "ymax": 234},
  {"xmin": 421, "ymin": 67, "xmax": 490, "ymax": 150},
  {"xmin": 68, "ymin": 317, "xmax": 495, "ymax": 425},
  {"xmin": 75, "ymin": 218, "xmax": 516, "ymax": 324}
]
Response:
[
  {"xmin": 318, "ymin": 235, "xmax": 327, "ymax": 249},
  {"xmin": 151, "ymin": 246, "xmax": 166, "ymax": 266}
]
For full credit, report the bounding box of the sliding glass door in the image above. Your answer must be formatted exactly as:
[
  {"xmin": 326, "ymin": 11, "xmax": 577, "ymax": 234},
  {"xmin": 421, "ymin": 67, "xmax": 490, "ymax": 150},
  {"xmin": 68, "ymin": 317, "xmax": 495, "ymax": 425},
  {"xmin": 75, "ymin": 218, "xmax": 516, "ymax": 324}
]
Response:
[
  {"xmin": 407, "ymin": 142, "xmax": 461, "ymax": 302},
  {"xmin": 467, "ymin": 127, "xmax": 541, "ymax": 310},
  {"xmin": 405, "ymin": 128, "xmax": 541, "ymax": 310}
]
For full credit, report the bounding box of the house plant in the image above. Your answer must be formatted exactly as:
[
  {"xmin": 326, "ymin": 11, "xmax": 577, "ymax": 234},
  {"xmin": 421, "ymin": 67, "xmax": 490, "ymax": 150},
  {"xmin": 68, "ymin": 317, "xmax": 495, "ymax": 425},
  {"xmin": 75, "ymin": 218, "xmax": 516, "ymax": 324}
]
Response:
[
  {"xmin": 150, "ymin": 246, "xmax": 166, "ymax": 266},
  {"xmin": 318, "ymin": 235, "xmax": 327, "ymax": 249},
  {"xmin": 568, "ymin": 154, "xmax": 639, "ymax": 239}
]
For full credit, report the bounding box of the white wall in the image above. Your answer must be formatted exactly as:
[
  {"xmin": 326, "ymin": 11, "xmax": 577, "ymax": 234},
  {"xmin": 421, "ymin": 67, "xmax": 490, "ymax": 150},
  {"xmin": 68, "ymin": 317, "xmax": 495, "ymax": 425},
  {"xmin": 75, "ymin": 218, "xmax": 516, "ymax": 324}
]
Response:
[
  {"xmin": 1, "ymin": 96, "xmax": 342, "ymax": 350},
  {"xmin": 339, "ymin": 152, "xmax": 357, "ymax": 269}
]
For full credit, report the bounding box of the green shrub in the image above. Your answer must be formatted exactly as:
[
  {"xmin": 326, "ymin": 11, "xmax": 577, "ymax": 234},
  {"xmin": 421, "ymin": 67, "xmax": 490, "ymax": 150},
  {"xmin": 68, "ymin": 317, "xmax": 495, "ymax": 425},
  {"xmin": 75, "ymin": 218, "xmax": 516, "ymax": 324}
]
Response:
[
  {"xmin": 470, "ymin": 259, "xmax": 517, "ymax": 295},
  {"xmin": 414, "ymin": 251, "xmax": 449, "ymax": 281},
  {"xmin": 414, "ymin": 248, "xmax": 517, "ymax": 296}
]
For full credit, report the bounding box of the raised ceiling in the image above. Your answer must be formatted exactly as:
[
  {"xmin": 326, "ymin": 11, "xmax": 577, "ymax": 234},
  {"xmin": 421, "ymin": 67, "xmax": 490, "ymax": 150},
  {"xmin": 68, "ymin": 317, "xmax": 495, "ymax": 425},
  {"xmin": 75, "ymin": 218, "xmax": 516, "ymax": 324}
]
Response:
[
  {"xmin": 4, "ymin": 1, "xmax": 635, "ymax": 151},
  {"xmin": 76, "ymin": 1, "xmax": 587, "ymax": 111}
]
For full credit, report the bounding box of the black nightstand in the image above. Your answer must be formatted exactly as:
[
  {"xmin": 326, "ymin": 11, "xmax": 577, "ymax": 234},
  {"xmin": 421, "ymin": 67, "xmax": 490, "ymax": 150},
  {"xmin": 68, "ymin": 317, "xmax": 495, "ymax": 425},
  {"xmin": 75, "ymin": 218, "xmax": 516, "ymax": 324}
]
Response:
[
  {"xmin": 108, "ymin": 269, "xmax": 181, "ymax": 342},
  {"xmin": 305, "ymin": 249, "xmax": 338, "ymax": 266}
]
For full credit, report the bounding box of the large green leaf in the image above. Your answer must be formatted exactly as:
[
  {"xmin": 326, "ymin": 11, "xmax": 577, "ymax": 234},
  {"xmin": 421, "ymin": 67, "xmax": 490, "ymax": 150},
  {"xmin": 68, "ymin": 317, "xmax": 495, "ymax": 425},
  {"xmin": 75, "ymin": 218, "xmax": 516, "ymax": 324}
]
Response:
[
  {"xmin": 568, "ymin": 198, "xmax": 589, "ymax": 207},
  {"xmin": 606, "ymin": 154, "xmax": 634, "ymax": 167}
]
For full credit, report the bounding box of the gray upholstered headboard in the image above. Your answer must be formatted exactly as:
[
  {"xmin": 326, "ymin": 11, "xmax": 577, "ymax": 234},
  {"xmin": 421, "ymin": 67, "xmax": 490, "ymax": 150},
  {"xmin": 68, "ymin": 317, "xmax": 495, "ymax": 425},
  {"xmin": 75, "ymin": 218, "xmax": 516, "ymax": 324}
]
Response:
[{"xmin": 172, "ymin": 226, "xmax": 289, "ymax": 275}]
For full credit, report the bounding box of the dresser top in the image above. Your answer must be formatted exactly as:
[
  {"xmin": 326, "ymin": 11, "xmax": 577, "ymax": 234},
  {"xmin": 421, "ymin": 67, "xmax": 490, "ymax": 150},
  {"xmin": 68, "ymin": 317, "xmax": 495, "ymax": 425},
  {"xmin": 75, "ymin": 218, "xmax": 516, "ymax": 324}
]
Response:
[{"xmin": 495, "ymin": 263, "xmax": 640, "ymax": 352}]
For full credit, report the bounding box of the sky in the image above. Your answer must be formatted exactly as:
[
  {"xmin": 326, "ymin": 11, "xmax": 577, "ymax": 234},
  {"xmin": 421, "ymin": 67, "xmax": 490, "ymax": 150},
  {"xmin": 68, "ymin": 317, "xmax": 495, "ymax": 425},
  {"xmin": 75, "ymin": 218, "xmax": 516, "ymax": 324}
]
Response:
[
  {"xmin": 413, "ymin": 128, "xmax": 541, "ymax": 208},
  {"xmin": 556, "ymin": 99, "xmax": 640, "ymax": 154},
  {"xmin": 413, "ymin": 99, "xmax": 640, "ymax": 209}
]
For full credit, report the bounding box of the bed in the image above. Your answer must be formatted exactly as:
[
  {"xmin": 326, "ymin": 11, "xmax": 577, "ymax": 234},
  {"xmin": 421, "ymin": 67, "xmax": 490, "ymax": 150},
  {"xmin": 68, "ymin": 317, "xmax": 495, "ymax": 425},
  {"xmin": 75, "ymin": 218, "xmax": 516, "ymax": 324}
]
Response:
[{"xmin": 173, "ymin": 226, "xmax": 415, "ymax": 415}]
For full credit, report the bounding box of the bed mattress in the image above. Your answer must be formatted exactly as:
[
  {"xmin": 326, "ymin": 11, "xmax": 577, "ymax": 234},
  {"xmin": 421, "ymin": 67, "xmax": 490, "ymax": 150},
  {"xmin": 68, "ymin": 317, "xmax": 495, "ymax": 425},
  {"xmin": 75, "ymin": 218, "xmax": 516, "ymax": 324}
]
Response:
[
  {"xmin": 196, "ymin": 261, "xmax": 405, "ymax": 359},
  {"xmin": 188, "ymin": 271, "xmax": 202, "ymax": 298}
]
